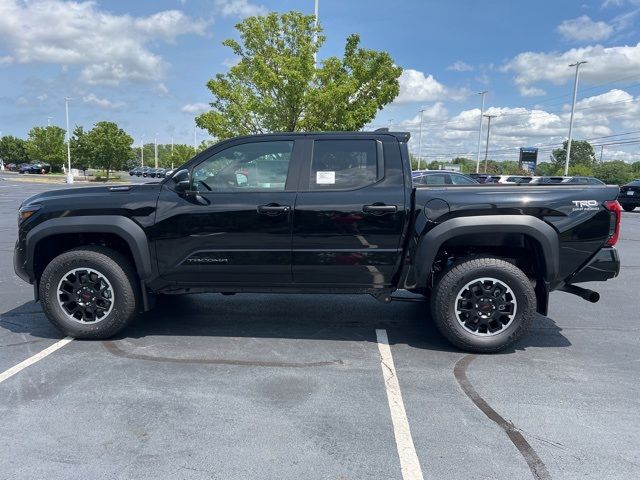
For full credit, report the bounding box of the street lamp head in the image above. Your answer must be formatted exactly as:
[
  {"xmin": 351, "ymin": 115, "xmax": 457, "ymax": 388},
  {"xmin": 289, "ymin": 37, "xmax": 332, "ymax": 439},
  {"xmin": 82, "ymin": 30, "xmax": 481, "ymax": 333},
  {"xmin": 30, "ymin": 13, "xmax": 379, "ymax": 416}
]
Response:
[
  {"xmin": 569, "ymin": 61, "xmax": 588, "ymax": 67},
  {"xmin": 476, "ymin": 90, "xmax": 488, "ymax": 95}
]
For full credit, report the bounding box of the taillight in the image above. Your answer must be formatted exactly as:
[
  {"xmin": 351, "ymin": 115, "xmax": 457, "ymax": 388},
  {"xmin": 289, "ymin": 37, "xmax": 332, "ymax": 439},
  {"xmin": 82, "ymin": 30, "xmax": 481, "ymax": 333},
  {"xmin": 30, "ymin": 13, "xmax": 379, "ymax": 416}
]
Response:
[{"xmin": 604, "ymin": 200, "xmax": 621, "ymax": 246}]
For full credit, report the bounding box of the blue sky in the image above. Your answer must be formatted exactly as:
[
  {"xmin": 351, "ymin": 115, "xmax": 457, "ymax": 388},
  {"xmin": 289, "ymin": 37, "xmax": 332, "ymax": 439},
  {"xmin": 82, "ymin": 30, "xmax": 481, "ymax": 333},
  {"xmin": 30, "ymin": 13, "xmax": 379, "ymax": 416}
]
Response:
[{"xmin": 0, "ymin": 0, "xmax": 639, "ymax": 162}]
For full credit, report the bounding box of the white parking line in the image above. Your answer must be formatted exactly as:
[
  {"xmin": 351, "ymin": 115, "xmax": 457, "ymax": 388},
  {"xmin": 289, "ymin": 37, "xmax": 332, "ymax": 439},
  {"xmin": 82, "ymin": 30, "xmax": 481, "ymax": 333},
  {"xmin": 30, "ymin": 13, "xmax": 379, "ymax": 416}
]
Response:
[
  {"xmin": 0, "ymin": 336, "xmax": 73, "ymax": 384},
  {"xmin": 376, "ymin": 329, "xmax": 425, "ymax": 480}
]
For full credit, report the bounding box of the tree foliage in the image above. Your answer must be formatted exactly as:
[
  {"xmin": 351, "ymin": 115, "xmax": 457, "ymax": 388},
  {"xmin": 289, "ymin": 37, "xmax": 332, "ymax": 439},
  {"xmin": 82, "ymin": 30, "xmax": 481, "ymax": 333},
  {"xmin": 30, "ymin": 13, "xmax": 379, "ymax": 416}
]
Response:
[
  {"xmin": 70, "ymin": 126, "xmax": 93, "ymax": 171},
  {"xmin": 26, "ymin": 126, "xmax": 66, "ymax": 171},
  {"xmin": 0, "ymin": 135, "xmax": 30, "ymax": 164},
  {"xmin": 84, "ymin": 122, "xmax": 133, "ymax": 180},
  {"xmin": 552, "ymin": 140, "xmax": 596, "ymax": 170},
  {"xmin": 593, "ymin": 160, "xmax": 635, "ymax": 185},
  {"xmin": 196, "ymin": 11, "xmax": 402, "ymax": 138}
]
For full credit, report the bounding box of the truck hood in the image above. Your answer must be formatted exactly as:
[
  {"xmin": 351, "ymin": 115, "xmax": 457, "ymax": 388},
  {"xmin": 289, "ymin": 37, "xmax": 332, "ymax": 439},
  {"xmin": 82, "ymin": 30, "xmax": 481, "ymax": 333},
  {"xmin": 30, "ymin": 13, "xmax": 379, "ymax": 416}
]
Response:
[{"xmin": 21, "ymin": 183, "xmax": 161, "ymax": 209}]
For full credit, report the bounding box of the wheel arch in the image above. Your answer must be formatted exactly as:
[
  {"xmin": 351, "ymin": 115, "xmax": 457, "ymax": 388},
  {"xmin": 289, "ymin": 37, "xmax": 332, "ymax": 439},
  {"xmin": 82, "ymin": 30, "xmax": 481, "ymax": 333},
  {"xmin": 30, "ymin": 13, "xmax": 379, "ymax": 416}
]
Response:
[
  {"xmin": 26, "ymin": 216, "xmax": 153, "ymax": 283},
  {"xmin": 413, "ymin": 215, "xmax": 560, "ymax": 288}
]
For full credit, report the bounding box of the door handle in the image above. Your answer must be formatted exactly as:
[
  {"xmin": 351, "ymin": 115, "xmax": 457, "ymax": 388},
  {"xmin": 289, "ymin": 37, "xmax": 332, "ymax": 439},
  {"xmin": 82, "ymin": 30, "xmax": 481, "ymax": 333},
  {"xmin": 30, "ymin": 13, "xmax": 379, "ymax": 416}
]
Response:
[
  {"xmin": 363, "ymin": 204, "xmax": 397, "ymax": 214},
  {"xmin": 257, "ymin": 204, "xmax": 291, "ymax": 215}
]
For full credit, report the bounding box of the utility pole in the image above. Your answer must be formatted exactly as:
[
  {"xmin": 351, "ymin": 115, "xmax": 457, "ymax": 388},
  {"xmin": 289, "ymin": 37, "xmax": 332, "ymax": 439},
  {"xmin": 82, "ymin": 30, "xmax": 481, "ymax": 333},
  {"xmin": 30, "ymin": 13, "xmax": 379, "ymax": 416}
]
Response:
[
  {"xmin": 475, "ymin": 91, "xmax": 488, "ymax": 173},
  {"xmin": 483, "ymin": 114, "xmax": 497, "ymax": 173},
  {"xmin": 64, "ymin": 97, "xmax": 73, "ymax": 184},
  {"xmin": 313, "ymin": 0, "xmax": 319, "ymax": 67},
  {"xmin": 417, "ymin": 109, "xmax": 425, "ymax": 171},
  {"xmin": 565, "ymin": 61, "xmax": 587, "ymax": 176},
  {"xmin": 154, "ymin": 134, "xmax": 158, "ymax": 169},
  {"xmin": 599, "ymin": 145, "xmax": 604, "ymax": 163}
]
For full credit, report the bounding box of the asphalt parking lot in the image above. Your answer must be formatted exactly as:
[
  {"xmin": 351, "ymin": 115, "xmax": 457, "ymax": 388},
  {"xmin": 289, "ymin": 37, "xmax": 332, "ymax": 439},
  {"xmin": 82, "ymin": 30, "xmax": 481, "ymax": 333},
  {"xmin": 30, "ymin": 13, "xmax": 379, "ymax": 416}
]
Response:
[{"xmin": 1, "ymin": 176, "xmax": 639, "ymax": 480}]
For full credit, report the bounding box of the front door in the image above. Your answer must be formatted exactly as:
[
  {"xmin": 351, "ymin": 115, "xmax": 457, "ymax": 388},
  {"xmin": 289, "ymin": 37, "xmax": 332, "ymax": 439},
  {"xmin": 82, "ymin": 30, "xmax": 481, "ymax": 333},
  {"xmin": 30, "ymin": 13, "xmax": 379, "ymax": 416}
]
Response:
[{"xmin": 153, "ymin": 138, "xmax": 298, "ymax": 285}]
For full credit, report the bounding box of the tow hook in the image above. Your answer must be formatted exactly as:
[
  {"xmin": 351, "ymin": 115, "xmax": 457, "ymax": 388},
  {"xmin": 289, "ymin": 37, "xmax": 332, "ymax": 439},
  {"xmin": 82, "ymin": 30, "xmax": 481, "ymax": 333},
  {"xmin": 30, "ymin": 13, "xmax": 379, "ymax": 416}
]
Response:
[{"xmin": 560, "ymin": 284, "xmax": 600, "ymax": 303}]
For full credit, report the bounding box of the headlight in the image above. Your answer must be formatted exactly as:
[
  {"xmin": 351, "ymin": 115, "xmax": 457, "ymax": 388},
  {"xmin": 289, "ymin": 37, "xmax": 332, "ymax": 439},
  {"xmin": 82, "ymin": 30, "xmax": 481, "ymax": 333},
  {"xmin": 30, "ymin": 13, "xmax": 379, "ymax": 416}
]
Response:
[{"xmin": 18, "ymin": 206, "xmax": 40, "ymax": 223}]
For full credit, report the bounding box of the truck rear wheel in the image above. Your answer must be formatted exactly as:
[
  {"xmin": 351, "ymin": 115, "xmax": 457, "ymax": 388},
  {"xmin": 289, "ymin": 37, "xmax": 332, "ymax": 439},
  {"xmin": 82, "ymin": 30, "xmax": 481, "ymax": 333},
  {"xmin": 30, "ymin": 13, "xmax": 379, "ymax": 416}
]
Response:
[
  {"xmin": 431, "ymin": 257, "xmax": 536, "ymax": 353},
  {"xmin": 622, "ymin": 204, "xmax": 636, "ymax": 212},
  {"xmin": 39, "ymin": 246, "xmax": 139, "ymax": 339}
]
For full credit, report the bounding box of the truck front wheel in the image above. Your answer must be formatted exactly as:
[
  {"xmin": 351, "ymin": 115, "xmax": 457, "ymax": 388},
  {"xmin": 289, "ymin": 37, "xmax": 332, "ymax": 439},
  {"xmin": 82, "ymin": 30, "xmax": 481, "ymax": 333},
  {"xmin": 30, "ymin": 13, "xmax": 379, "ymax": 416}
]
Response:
[
  {"xmin": 431, "ymin": 257, "xmax": 536, "ymax": 353},
  {"xmin": 39, "ymin": 246, "xmax": 140, "ymax": 339}
]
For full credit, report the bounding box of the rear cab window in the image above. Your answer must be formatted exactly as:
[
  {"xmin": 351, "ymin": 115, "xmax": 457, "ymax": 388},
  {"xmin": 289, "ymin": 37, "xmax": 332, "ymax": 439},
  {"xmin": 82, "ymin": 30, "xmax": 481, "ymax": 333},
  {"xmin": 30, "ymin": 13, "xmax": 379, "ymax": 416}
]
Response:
[{"xmin": 309, "ymin": 139, "xmax": 379, "ymax": 190}]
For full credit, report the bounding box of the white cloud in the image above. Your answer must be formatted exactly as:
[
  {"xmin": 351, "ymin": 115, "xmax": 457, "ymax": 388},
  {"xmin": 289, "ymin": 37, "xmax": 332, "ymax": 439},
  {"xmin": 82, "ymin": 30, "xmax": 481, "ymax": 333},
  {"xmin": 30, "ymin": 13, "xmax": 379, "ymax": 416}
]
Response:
[
  {"xmin": 215, "ymin": 0, "xmax": 267, "ymax": 17},
  {"xmin": 504, "ymin": 43, "xmax": 640, "ymax": 96},
  {"xmin": 181, "ymin": 102, "xmax": 210, "ymax": 114},
  {"xmin": 154, "ymin": 83, "xmax": 170, "ymax": 96},
  {"xmin": 557, "ymin": 15, "xmax": 613, "ymax": 41},
  {"xmin": 0, "ymin": 0, "xmax": 208, "ymax": 85},
  {"xmin": 391, "ymin": 88, "xmax": 639, "ymax": 162},
  {"xmin": 37, "ymin": 93, "xmax": 48, "ymax": 101},
  {"xmin": 0, "ymin": 55, "xmax": 13, "ymax": 66},
  {"xmin": 447, "ymin": 61, "xmax": 474, "ymax": 72},
  {"xmin": 82, "ymin": 93, "xmax": 122, "ymax": 110},
  {"xmin": 395, "ymin": 69, "xmax": 467, "ymax": 103},
  {"xmin": 222, "ymin": 57, "xmax": 241, "ymax": 68}
]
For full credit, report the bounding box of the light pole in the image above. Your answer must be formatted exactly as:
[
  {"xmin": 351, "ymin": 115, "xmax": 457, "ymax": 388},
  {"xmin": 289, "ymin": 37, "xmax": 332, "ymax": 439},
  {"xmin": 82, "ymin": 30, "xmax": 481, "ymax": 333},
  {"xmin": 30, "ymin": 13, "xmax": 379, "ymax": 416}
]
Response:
[
  {"xmin": 483, "ymin": 114, "xmax": 497, "ymax": 173},
  {"xmin": 64, "ymin": 97, "xmax": 73, "ymax": 184},
  {"xmin": 475, "ymin": 91, "xmax": 488, "ymax": 173},
  {"xmin": 565, "ymin": 61, "xmax": 587, "ymax": 176},
  {"xmin": 417, "ymin": 109, "xmax": 425, "ymax": 171},
  {"xmin": 140, "ymin": 136, "xmax": 144, "ymax": 167},
  {"xmin": 154, "ymin": 134, "xmax": 158, "ymax": 169}
]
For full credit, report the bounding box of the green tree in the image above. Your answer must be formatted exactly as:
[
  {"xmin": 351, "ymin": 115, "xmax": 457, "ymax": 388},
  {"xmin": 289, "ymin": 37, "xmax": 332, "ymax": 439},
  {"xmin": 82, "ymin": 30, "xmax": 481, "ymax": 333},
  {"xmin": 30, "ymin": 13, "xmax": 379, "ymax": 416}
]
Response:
[
  {"xmin": 196, "ymin": 11, "xmax": 401, "ymax": 138},
  {"xmin": 451, "ymin": 157, "xmax": 476, "ymax": 173},
  {"xmin": 85, "ymin": 122, "xmax": 134, "ymax": 181},
  {"xmin": 26, "ymin": 126, "xmax": 66, "ymax": 172},
  {"xmin": 535, "ymin": 162, "xmax": 559, "ymax": 176},
  {"xmin": 568, "ymin": 164, "xmax": 593, "ymax": 176},
  {"xmin": 172, "ymin": 144, "xmax": 197, "ymax": 167},
  {"xmin": 593, "ymin": 161, "xmax": 634, "ymax": 185},
  {"xmin": 70, "ymin": 126, "xmax": 93, "ymax": 172},
  {"xmin": 0, "ymin": 135, "xmax": 30, "ymax": 165},
  {"xmin": 552, "ymin": 140, "xmax": 596, "ymax": 171}
]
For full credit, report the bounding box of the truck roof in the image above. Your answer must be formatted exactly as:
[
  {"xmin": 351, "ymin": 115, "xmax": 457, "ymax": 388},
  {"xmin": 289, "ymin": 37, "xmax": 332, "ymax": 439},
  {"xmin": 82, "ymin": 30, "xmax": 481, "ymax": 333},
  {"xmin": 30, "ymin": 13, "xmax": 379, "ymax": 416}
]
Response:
[{"xmin": 213, "ymin": 131, "xmax": 411, "ymax": 143}]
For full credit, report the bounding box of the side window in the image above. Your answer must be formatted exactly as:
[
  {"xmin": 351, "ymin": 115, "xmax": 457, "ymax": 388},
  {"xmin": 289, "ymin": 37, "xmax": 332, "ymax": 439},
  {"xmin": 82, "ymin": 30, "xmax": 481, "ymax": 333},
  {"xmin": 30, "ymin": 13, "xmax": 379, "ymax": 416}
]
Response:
[
  {"xmin": 451, "ymin": 174, "xmax": 476, "ymax": 185},
  {"xmin": 192, "ymin": 141, "xmax": 293, "ymax": 192},
  {"xmin": 310, "ymin": 139, "xmax": 378, "ymax": 190},
  {"xmin": 424, "ymin": 174, "xmax": 447, "ymax": 185}
]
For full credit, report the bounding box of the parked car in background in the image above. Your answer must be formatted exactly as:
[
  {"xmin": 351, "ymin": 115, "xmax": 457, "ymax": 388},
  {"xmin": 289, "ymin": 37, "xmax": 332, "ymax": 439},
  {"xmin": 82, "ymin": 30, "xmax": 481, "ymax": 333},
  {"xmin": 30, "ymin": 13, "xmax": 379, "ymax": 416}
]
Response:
[
  {"xmin": 137, "ymin": 167, "xmax": 151, "ymax": 177},
  {"xmin": 619, "ymin": 179, "xmax": 640, "ymax": 211},
  {"xmin": 468, "ymin": 173, "xmax": 501, "ymax": 184},
  {"xmin": 5, "ymin": 163, "xmax": 17, "ymax": 171},
  {"xmin": 129, "ymin": 167, "xmax": 142, "ymax": 176},
  {"xmin": 562, "ymin": 176, "xmax": 605, "ymax": 185},
  {"xmin": 497, "ymin": 175, "xmax": 534, "ymax": 184},
  {"xmin": 412, "ymin": 170, "xmax": 478, "ymax": 185},
  {"xmin": 148, "ymin": 168, "xmax": 166, "ymax": 178},
  {"xmin": 19, "ymin": 163, "xmax": 51, "ymax": 174},
  {"xmin": 530, "ymin": 176, "xmax": 605, "ymax": 185}
]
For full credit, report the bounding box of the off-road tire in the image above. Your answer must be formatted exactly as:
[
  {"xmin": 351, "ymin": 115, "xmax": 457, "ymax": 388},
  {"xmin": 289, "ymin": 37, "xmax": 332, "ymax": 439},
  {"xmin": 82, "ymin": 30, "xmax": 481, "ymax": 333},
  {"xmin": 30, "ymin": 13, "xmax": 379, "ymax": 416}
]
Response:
[
  {"xmin": 431, "ymin": 256, "xmax": 536, "ymax": 353},
  {"xmin": 622, "ymin": 204, "xmax": 636, "ymax": 212},
  {"xmin": 39, "ymin": 246, "xmax": 139, "ymax": 339}
]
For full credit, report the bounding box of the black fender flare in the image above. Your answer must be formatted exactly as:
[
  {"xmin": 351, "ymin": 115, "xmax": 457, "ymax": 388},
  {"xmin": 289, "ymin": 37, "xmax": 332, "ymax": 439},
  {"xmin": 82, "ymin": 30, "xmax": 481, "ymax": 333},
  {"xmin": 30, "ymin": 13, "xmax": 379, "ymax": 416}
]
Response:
[
  {"xmin": 413, "ymin": 215, "xmax": 560, "ymax": 286},
  {"xmin": 25, "ymin": 216, "xmax": 153, "ymax": 281}
]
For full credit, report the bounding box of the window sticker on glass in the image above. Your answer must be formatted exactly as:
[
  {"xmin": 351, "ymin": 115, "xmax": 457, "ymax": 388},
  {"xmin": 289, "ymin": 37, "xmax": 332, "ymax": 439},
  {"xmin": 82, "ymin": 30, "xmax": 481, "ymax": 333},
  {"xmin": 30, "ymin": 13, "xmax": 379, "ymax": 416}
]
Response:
[{"xmin": 316, "ymin": 171, "xmax": 335, "ymax": 184}]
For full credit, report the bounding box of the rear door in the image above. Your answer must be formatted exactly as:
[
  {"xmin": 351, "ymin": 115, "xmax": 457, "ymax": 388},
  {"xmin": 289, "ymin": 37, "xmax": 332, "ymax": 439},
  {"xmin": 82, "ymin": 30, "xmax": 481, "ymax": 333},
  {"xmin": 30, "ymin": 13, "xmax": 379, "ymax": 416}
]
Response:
[
  {"xmin": 291, "ymin": 135, "xmax": 407, "ymax": 287},
  {"xmin": 153, "ymin": 137, "xmax": 300, "ymax": 285}
]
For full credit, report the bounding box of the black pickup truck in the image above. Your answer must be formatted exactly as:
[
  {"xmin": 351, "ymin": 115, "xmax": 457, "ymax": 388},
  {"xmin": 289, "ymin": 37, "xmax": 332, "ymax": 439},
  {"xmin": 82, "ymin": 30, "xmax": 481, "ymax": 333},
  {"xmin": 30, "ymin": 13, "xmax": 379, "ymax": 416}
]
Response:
[{"xmin": 14, "ymin": 132, "xmax": 621, "ymax": 352}]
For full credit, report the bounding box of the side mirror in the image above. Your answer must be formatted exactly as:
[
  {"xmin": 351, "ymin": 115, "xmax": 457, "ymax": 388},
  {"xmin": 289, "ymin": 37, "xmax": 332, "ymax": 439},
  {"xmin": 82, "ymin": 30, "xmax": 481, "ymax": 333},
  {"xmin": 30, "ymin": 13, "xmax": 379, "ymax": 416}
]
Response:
[{"xmin": 172, "ymin": 169, "xmax": 191, "ymax": 193}]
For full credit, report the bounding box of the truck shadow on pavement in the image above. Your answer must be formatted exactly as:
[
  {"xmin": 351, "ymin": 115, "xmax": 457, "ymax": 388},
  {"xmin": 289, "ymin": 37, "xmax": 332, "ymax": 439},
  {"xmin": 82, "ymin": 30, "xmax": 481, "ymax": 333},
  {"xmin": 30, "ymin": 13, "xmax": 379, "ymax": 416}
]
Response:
[{"xmin": 0, "ymin": 293, "xmax": 571, "ymax": 354}]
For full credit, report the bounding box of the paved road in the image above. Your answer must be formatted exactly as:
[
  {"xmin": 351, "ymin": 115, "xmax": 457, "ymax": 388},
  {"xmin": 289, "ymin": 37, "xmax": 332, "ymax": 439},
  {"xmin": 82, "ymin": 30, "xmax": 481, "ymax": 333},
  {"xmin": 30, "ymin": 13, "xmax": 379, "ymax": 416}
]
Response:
[{"xmin": 1, "ymin": 179, "xmax": 638, "ymax": 480}]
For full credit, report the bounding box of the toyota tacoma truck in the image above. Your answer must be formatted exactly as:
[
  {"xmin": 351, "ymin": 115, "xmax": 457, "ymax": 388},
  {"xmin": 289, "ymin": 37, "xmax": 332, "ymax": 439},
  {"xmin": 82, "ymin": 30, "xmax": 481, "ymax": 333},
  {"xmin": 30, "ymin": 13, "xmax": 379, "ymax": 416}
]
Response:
[{"xmin": 13, "ymin": 131, "xmax": 621, "ymax": 352}]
